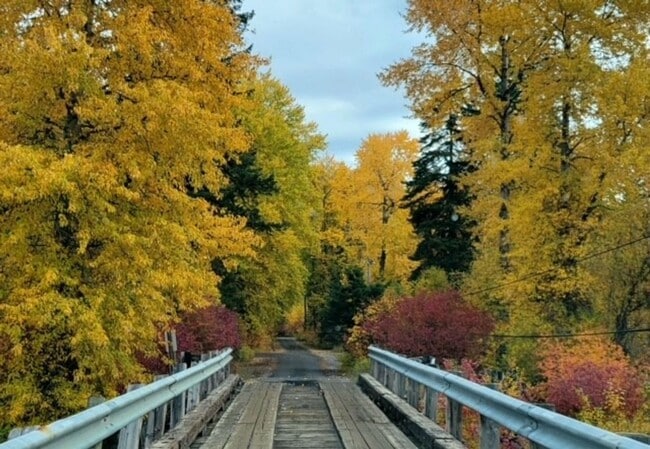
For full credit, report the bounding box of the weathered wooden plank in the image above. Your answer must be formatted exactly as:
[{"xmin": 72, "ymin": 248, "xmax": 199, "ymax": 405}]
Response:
[
  {"xmin": 321, "ymin": 380, "xmax": 417, "ymax": 449},
  {"xmin": 274, "ymin": 383, "xmax": 342, "ymax": 449},
  {"xmin": 200, "ymin": 382, "xmax": 259, "ymax": 449},
  {"xmin": 228, "ymin": 383, "xmax": 281, "ymax": 449},
  {"xmin": 321, "ymin": 382, "xmax": 369, "ymax": 449},
  {"xmin": 247, "ymin": 383, "xmax": 281, "ymax": 449},
  {"xmin": 201, "ymin": 381, "xmax": 281, "ymax": 449},
  {"xmin": 337, "ymin": 382, "xmax": 416, "ymax": 449},
  {"xmin": 150, "ymin": 374, "xmax": 240, "ymax": 449},
  {"xmin": 358, "ymin": 374, "xmax": 465, "ymax": 449}
]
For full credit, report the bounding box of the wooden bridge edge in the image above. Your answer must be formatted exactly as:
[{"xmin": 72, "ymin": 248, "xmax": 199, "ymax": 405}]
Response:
[
  {"xmin": 358, "ymin": 374, "xmax": 466, "ymax": 449},
  {"xmin": 150, "ymin": 374, "xmax": 242, "ymax": 449}
]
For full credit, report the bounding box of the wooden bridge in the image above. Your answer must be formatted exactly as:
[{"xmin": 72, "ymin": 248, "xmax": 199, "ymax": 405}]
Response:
[
  {"xmin": 3, "ymin": 343, "xmax": 649, "ymax": 449},
  {"xmin": 194, "ymin": 378, "xmax": 417, "ymax": 449}
]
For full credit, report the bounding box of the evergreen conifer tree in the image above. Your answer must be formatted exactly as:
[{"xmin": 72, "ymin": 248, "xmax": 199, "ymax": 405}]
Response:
[{"xmin": 404, "ymin": 114, "xmax": 475, "ymax": 280}]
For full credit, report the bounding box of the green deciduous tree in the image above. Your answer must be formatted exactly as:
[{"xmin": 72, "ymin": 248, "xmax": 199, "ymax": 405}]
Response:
[{"xmin": 217, "ymin": 74, "xmax": 325, "ymax": 346}]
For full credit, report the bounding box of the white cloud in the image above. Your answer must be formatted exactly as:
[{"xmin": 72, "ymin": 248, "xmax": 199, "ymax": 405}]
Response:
[{"xmin": 244, "ymin": 0, "xmax": 423, "ymax": 164}]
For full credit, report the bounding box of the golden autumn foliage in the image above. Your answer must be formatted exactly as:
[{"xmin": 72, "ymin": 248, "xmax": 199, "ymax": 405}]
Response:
[
  {"xmin": 347, "ymin": 132, "xmax": 420, "ymax": 281},
  {"xmin": 383, "ymin": 0, "xmax": 650, "ymax": 375},
  {"xmin": 315, "ymin": 132, "xmax": 419, "ymax": 284},
  {"xmin": 0, "ymin": 0, "xmax": 260, "ymax": 425}
]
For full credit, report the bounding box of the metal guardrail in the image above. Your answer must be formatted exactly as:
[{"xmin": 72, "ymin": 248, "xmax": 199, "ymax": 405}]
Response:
[
  {"xmin": 1, "ymin": 348, "xmax": 233, "ymax": 449},
  {"xmin": 369, "ymin": 345, "xmax": 650, "ymax": 449}
]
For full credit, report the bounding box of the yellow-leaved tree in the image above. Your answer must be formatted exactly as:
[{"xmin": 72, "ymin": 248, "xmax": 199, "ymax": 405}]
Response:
[
  {"xmin": 383, "ymin": 0, "xmax": 650, "ymax": 374},
  {"xmin": 0, "ymin": 0, "xmax": 259, "ymax": 424},
  {"xmin": 345, "ymin": 131, "xmax": 420, "ymax": 282}
]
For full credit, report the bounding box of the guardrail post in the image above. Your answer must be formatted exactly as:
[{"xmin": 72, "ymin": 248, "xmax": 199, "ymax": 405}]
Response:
[
  {"xmin": 378, "ymin": 362, "xmax": 386, "ymax": 386},
  {"xmin": 479, "ymin": 414, "xmax": 500, "ymax": 449},
  {"xmin": 151, "ymin": 375, "xmax": 169, "ymax": 442},
  {"xmin": 406, "ymin": 378, "xmax": 419, "ymax": 408},
  {"xmin": 88, "ymin": 396, "xmax": 106, "ymax": 449},
  {"xmin": 170, "ymin": 363, "xmax": 188, "ymax": 428},
  {"xmin": 386, "ymin": 366, "xmax": 395, "ymax": 393},
  {"xmin": 446, "ymin": 370, "xmax": 464, "ymax": 441},
  {"xmin": 118, "ymin": 384, "xmax": 145, "ymax": 449},
  {"xmin": 446, "ymin": 396, "xmax": 463, "ymax": 441},
  {"xmin": 425, "ymin": 387, "xmax": 438, "ymax": 421},
  {"xmin": 199, "ymin": 353, "xmax": 209, "ymax": 400},
  {"xmin": 209, "ymin": 351, "xmax": 218, "ymax": 389},
  {"xmin": 479, "ymin": 384, "xmax": 500, "ymax": 449}
]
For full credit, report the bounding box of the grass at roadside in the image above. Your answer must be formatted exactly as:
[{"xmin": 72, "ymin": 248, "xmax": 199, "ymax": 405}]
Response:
[{"xmin": 340, "ymin": 352, "xmax": 371, "ymax": 378}]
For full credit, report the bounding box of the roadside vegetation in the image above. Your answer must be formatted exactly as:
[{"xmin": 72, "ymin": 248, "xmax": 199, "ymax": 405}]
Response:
[{"xmin": 0, "ymin": 0, "xmax": 648, "ymax": 439}]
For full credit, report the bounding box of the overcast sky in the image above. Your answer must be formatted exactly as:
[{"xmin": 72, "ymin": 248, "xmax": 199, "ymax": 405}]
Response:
[{"xmin": 243, "ymin": 0, "xmax": 423, "ymax": 165}]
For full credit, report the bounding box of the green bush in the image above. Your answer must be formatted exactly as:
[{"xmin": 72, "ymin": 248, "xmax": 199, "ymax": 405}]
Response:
[
  {"xmin": 340, "ymin": 352, "xmax": 371, "ymax": 377},
  {"xmin": 236, "ymin": 346, "xmax": 255, "ymax": 363}
]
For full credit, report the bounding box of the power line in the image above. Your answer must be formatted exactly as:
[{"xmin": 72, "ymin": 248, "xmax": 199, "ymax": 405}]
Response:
[
  {"xmin": 489, "ymin": 327, "xmax": 650, "ymax": 339},
  {"xmin": 464, "ymin": 233, "xmax": 650, "ymax": 297}
]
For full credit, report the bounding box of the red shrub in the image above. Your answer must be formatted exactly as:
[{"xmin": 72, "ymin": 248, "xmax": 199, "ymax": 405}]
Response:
[
  {"xmin": 367, "ymin": 291, "xmax": 494, "ymax": 359},
  {"xmin": 176, "ymin": 305, "xmax": 242, "ymax": 353},
  {"xmin": 138, "ymin": 305, "xmax": 242, "ymax": 374}
]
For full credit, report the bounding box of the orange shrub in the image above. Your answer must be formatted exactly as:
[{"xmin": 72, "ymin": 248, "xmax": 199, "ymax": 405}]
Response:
[{"xmin": 539, "ymin": 336, "xmax": 644, "ymax": 418}]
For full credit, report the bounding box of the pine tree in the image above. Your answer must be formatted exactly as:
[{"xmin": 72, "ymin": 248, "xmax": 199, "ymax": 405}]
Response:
[
  {"xmin": 319, "ymin": 266, "xmax": 384, "ymax": 347},
  {"xmin": 404, "ymin": 114, "xmax": 475, "ymax": 280}
]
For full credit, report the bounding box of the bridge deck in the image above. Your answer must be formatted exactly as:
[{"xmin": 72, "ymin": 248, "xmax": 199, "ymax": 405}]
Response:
[{"xmin": 198, "ymin": 379, "xmax": 417, "ymax": 449}]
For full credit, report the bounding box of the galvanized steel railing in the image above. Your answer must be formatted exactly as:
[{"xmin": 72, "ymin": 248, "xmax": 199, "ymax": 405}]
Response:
[
  {"xmin": 369, "ymin": 345, "xmax": 650, "ymax": 449},
  {"xmin": 1, "ymin": 348, "xmax": 233, "ymax": 449}
]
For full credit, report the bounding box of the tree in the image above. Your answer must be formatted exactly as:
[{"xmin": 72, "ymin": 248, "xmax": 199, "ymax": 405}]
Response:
[
  {"xmin": 586, "ymin": 192, "xmax": 650, "ymax": 356},
  {"xmin": 404, "ymin": 114, "xmax": 475, "ymax": 279},
  {"xmin": 382, "ymin": 0, "xmax": 650, "ymax": 375},
  {"xmin": 308, "ymin": 135, "xmax": 419, "ymax": 341},
  {"xmin": 216, "ymin": 74, "xmax": 326, "ymax": 346},
  {"xmin": 381, "ymin": 1, "xmax": 534, "ymax": 274},
  {"xmin": 346, "ymin": 131, "xmax": 420, "ymax": 281},
  {"xmin": 319, "ymin": 266, "xmax": 384, "ymax": 347},
  {"xmin": 0, "ymin": 0, "xmax": 258, "ymax": 424},
  {"xmin": 305, "ymin": 156, "xmax": 353, "ymax": 331}
]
